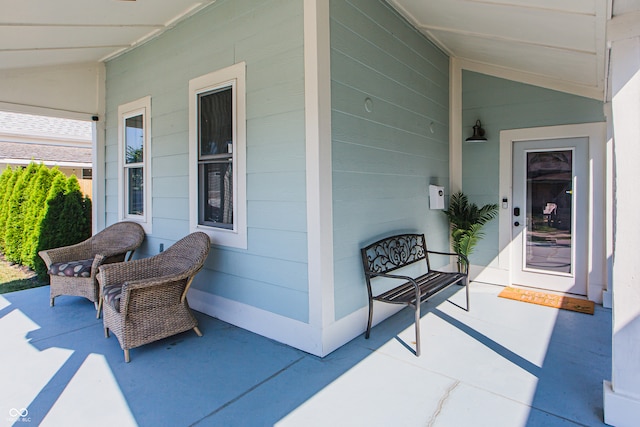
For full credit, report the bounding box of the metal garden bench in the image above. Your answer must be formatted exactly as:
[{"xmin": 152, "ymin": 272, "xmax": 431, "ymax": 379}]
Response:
[{"xmin": 360, "ymin": 233, "xmax": 469, "ymax": 356}]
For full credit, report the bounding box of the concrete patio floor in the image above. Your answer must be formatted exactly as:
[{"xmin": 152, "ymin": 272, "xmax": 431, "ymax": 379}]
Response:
[{"xmin": 0, "ymin": 282, "xmax": 611, "ymax": 427}]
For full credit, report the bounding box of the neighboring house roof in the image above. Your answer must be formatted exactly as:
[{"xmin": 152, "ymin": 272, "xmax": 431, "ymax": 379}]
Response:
[
  {"xmin": 0, "ymin": 111, "xmax": 92, "ymax": 168},
  {"xmin": 0, "ymin": 141, "xmax": 91, "ymax": 167}
]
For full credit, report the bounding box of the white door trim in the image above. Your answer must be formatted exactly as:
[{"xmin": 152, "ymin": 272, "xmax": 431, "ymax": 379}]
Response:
[{"xmin": 499, "ymin": 123, "xmax": 606, "ymax": 302}]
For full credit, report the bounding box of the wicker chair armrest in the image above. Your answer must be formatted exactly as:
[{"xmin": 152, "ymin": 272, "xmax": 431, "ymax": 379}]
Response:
[
  {"xmin": 87, "ymin": 254, "xmax": 106, "ymax": 278},
  {"xmin": 97, "ymin": 257, "xmax": 161, "ymax": 288},
  {"xmin": 39, "ymin": 239, "xmax": 94, "ymax": 267},
  {"xmin": 124, "ymin": 272, "xmax": 191, "ymax": 291}
]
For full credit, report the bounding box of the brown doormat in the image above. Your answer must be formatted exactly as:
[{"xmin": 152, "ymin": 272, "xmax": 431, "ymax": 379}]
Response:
[{"xmin": 498, "ymin": 286, "xmax": 595, "ymax": 315}]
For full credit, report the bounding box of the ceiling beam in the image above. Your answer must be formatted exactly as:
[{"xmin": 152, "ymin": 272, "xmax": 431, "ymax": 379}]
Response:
[
  {"xmin": 0, "ymin": 46, "xmax": 129, "ymax": 53},
  {"xmin": 457, "ymin": 57, "xmax": 603, "ymax": 100},
  {"xmin": 0, "ymin": 23, "xmax": 163, "ymax": 28},
  {"xmin": 463, "ymin": 0, "xmax": 595, "ymax": 16},
  {"xmin": 418, "ymin": 24, "xmax": 597, "ymax": 55}
]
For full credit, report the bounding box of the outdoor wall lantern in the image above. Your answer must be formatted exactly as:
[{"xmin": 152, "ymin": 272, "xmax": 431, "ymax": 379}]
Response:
[{"xmin": 466, "ymin": 119, "xmax": 487, "ymax": 142}]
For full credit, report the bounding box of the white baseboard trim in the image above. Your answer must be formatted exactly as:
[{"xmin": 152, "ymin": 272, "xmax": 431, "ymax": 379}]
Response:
[
  {"xmin": 188, "ymin": 288, "xmax": 405, "ymax": 357},
  {"xmin": 602, "ymin": 289, "xmax": 612, "ymax": 309},
  {"xmin": 469, "ymin": 265, "xmax": 509, "ymax": 285},
  {"xmin": 188, "ymin": 288, "xmax": 323, "ymax": 356},
  {"xmin": 588, "ymin": 282, "xmax": 605, "ymax": 304},
  {"xmin": 321, "ymin": 302, "xmax": 404, "ymax": 355},
  {"xmin": 604, "ymin": 380, "xmax": 640, "ymax": 427}
]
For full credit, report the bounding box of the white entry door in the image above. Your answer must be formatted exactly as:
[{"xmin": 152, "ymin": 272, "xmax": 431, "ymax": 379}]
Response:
[{"xmin": 511, "ymin": 138, "xmax": 588, "ymax": 295}]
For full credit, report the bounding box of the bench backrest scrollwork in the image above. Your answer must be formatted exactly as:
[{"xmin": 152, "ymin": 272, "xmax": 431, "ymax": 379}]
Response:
[{"xmin": 360, "ymin": 233, "xmax": 431, "ymax": 276}]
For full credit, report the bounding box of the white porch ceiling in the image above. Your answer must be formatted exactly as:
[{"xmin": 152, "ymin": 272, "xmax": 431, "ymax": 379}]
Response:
[
  {"xmin": 388, "ymin": 0, "xmax": 610, "ymax": 98},
  {"xmin": 0, "ymin": 0, "xmax": 216, "ymax": 70},
  {"xmin": 0, "ymin": 0, "xmax": 623, "ymax": 100}
]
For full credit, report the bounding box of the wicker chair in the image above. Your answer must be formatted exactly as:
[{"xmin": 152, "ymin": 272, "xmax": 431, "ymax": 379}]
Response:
[
  {"xmin": 97, "ymin": 232, "xmax": 211, "ymax": 362},
  {"xmin": 39, "ymin": 221, "xmax": 145, "ymax": 312}
]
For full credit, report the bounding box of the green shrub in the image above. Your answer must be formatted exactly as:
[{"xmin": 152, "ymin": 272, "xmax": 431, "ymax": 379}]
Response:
[
  {"xmin": 0, "ymin": 163, "xmax": 92, "ymax": 279},
  {"xmin": 33, "ymin": 173, "xmax": 92, "ymax": 278},
  {"xmin": 4, "ymin": 164, "xmax": 39, "ymax": 263},
  {"xmin": 33, "ymin": 173, "xmax": 67, "ymax": 278},
  {"xmin": 21, "ymin": 165, "xmax": 52, "ymax": 269},
  {"xmin": 0, "ymin": 167, "xmax": 18, "ymax": 251},
  {"xmin": 0, "ymin": 167, "xmax": 12, "ymax": 208},
  {"xmin": 60, "ymin": 175, "xmax": 91, "ymax": 245},
  {"xmin": 0, "ymin": 167, "xmax": 13, "ymax": 249}
]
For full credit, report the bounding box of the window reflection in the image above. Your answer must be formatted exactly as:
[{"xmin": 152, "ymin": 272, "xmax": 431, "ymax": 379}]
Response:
[{"xmin": 525, "ymin": 150, "xmax": 572, "ymax": 274}]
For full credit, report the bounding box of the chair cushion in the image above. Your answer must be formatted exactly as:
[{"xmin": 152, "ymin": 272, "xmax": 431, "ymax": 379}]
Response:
[
  {"xmin": 49, "ymin": 259, "xmax": 94, "ymax": 278},
  {"xmin": 103, "ymin": 284, "xmax": 123, "ymax": 312}
]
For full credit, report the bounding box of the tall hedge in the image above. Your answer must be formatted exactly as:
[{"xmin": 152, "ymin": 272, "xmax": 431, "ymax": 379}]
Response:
[
  {"xmin": 4, "ymin": 164, "xmax": 39, "ymax": 263},
  {"xmin": 21, "ymin": 165, "xmax": 54, "ymax": 269},
  {"xmin": 0, "ymin": 167, "xmax": 14, "ymax": 251},
  {"xmin": 60, "ymin": 175, "xmax": 92, "ymax": 245},
  {"xmin": 32, "ymin": 173, "xmax": 67, "ymax": 278},
  {"xmin": 0, "ymin": 163, "xmax": 92, "ymax": 279},
  {"xmin": 0, "ymin": 167, "xmax": 12, "ymax": 208}
]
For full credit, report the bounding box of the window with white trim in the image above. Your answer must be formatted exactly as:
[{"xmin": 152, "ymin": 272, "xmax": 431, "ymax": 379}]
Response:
[
  {"xmin": 118, "ymin": 96, "xmax": 151, "ymax": 233},
  {"xmin": 189, "ymin": 62, "xmax": 246, "ymax": 249}
]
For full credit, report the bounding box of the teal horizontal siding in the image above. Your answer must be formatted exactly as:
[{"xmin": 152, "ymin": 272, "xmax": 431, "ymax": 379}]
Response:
[
  {"xmin": 247, "ymin": 201, "xmax": 307, "ymax": 233},
  {"xmin": 330, "ymin": 0, "xmax": 450, "ymax": 320},
  {"xmin": 151, "ymin": 176, "xmax": 188, "ymax": 198},
  {"xmin": 105, "ymin": 0, "xmax": 308, "ymax": 321},
  {"xmin": 193, "ymin": 269, "xmax": 308, "ymax": 323}
]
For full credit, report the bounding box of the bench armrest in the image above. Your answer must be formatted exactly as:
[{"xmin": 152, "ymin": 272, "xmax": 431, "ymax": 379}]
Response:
[
  {"xmin": 366, "ymin": 271, "xmax": 421, "ymax": 297},
  {"xmin": 426, "ymin": 250, "xmax": 469, "ymax": 274}
]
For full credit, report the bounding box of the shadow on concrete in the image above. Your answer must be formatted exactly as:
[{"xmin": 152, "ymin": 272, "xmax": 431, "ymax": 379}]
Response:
[{"xmin": 0, "ymin": 283, "xmax": 610, "ymax": 426}]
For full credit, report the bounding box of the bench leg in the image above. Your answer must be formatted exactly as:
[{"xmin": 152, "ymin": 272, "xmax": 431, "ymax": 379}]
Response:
[
  {"xmin": 465, "ymin": 278, "xmax": 470, "ymax": 311},
  {"xmin": 414, "ymin": 303, "xmax": 421, "ymax": 357},
  {"xmin": 365, "ymin": 298, "xmax": 373, "ymax": 339}
]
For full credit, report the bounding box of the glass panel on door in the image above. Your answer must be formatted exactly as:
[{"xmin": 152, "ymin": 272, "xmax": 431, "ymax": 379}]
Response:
[{"xmin": 525, "ymin": 150, "xmax": 572, "ymax": 274}]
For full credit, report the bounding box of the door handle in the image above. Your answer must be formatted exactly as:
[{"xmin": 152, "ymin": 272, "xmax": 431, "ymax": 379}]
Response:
[{"xmin": 513, "ymin": 207, "xmax": 520, "ymax": 216}]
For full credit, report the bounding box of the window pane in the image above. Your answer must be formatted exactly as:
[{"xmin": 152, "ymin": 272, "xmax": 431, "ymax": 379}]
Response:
[
  {"xmin": 525, "ymin": 150, "xmax": 572, "ymax": 273},
  {"xmin": 127, "ymin": 167, "xmax": 144, "ymax": 216},
  {"xmin": 199, "ymin": 161, "xmax": 233, "ymax": 228},
  {"xmin": 125, "ymin": 115, "xmax": 144, "ymax": 164},
  {"xmin": 199, "ymin": 87, "xmax": 232, "ymax": 157}
]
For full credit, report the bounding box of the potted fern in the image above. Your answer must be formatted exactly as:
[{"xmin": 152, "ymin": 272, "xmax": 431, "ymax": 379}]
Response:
[{"xmin": 444, "ymin": 192, "xmax": 499, "ymax": 273}]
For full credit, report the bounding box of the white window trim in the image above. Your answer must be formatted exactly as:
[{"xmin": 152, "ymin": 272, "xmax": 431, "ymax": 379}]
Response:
[
  {"xmin": 117, "ymin": 96, "xmax": 152, "ymax": 234},
  {"xmin": 189, "ymin": 62, "xmax": 247, "ymax": 249}
]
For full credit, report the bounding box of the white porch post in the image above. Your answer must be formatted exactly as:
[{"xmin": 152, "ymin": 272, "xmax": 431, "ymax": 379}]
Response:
[
  {"xmin": 449, "ymin": 57, "xmax": 463, "ymax": 194},
  {"xmin": 604, "ymin": 17, "xmax": 640, "ymax": 426},
  {"xmin": 304, "ymin": 0, "xmax": 334, "ymax": 355},
  {"xmin": 93, "ymin": 63, "xmax": 107, "ymax": 234}
]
